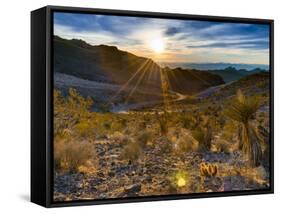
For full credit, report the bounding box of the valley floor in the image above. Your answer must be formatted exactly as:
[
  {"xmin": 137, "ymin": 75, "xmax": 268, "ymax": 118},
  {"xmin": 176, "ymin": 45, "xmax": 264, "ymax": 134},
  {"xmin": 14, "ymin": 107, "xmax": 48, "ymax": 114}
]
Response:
[
  {"xmin": 53, "ymin": 71, "xmax": 270, "ymax": 201},
  {"xmin": 54, "ymin": 135, "xmax": 269, "ymax": 201}
]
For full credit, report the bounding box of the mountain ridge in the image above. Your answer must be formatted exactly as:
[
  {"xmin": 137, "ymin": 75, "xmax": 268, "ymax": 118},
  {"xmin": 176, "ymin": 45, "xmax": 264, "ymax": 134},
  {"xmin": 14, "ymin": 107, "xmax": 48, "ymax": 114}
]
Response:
[{"xmin": 54, "ymin": 36, "xmax": 225, "ymax": 95}]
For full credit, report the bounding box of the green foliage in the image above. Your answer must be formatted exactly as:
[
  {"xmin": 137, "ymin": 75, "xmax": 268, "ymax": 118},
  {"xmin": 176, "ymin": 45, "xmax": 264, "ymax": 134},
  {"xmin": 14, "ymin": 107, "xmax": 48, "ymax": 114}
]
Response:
[
  {"xmin": 54, "ymin": 88, "xmax": 97, "ymax": 172},
  {"xmin": 67, "ymin": 88, "xmax": 93, "ymax": 113},
  {"xmin": 225, "ymin": 89, "xmax": 261, "ymax": 124},
  {"xmin": 54, "ymin": 88, "xmax": 93, "ymax": 138},
  {"xmin": 75, "ymin": 120, "xmax": 95, "ymax": 139}
]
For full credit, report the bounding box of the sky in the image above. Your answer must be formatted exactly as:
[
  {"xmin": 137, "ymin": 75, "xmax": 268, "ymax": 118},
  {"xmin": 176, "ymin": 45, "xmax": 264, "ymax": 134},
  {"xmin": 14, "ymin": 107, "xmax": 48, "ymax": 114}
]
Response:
[{"xmin": 54, "ymin": 12, "xmax": 270, "ymax": 65}]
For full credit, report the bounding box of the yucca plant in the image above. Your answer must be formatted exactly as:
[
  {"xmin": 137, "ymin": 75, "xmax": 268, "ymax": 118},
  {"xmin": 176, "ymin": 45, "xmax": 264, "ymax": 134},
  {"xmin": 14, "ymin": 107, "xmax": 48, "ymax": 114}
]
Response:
[{"xmin": 225, "ymin": 90, "xmax": 262, "ymax": 167}]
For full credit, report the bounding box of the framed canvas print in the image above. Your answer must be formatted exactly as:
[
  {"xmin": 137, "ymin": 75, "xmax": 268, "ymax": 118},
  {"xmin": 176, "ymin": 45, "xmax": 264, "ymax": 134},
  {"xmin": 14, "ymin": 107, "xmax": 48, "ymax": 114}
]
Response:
[{"xmin": 31, "ymin": 6, "xmax": 274, "ymax": 207}]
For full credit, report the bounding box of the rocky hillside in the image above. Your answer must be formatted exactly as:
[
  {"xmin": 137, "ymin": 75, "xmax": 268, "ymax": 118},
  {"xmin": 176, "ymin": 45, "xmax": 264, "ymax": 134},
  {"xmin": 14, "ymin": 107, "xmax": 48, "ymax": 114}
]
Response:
[
  {"xmin": 164, "ymin": 67, "xmax": 224, "ymax": 94},
  {"xmin": 211, "ymin": 72, "xmax": 270, "ymax": 101},
  {"xmin": 54, "ymin": 36, "xmax": 224, "ymax": 95}
]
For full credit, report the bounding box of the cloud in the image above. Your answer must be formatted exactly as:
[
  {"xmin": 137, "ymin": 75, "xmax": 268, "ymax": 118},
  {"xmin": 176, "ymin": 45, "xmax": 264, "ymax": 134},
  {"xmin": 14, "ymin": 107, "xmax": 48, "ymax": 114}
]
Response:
[
  {"xmin": 53, "ymin": 12, "xmax": 270, "ymax": 65},
  {"xmin": 187, "ymin": 40, "xmax": 269, "ymax": 50},
  {"xmin": 165, "ymin": 27, "xmax": 181, "ymax": 36}
]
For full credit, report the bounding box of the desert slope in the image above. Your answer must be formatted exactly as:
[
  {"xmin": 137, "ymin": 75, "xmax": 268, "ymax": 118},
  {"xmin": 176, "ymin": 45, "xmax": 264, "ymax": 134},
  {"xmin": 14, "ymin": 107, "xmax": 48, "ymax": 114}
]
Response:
[{"xmin": 54, "ymin": 36, "xmax": 224, "ymax": 97}]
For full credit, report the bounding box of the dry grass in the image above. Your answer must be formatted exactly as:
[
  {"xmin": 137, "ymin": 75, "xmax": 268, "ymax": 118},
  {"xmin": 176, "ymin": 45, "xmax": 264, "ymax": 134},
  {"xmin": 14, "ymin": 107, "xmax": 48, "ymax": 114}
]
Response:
[
  {"xmin": 54, "ymin": 140, "xmax": 97, "ymax": 173},
  {"xmin": 120, "ymin": 140, "xmax": 143, "ymax": 162}
]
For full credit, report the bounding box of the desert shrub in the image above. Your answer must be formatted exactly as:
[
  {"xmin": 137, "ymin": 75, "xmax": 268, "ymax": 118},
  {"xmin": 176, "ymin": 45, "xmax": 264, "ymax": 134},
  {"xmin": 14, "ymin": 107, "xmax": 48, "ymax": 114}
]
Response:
[
  {"xmin": 158, "ymin": 136, "xmax": 173, "ymax": 154},
  {"xmin": 214, "ymin": 139, "xmax": 231, "ymax": 154},
  {"xmin": 120, "ymin": 140, "xmax": 143, "ymax": 162},
  {"xmin": 170, "ymin": 129, "xmax": 198, "ymax": 155},
  {"xmin": 204, "ymin": 122, "xmax": 213, "ymax": 150},
  {"xmin": 191, "ymin": 118, "xmax": 213, "ymax": 150},
  {"xmin": 54, "ymin": 89, "xmax": 97, "ymax": 172},
  {"xmin": 54, "ymin": 140, "xmax": 96, "ymax": 172},
  {"xmin": 110, "ymin": 131, "xmax": 129, "ymax": 144},
  {"xmin": 67, "ymin": 88, "xmax": 93, "ymax": 114},
  {"xmin": 54, "ymin": 88, "xmax": 93, "ymax": 137},
  {"xmin": 192, "ymin": 129, "xmax": 205, "ymax": 145},
  {"xmin": 103, "ymin": 121, "xmax": 111, "ymax": 130},
  {"xmin": 181, "ymin": 115, "xmax": 196, "ymax": 129},
  {"xmin": 156, "ymin": 112, "xmax": 169, "ymax": 136},
  {"xmin": 225, "ymin": 90, "xmax": 263, "ymax": 167},
  {"xmin": 221, "ymin": 120, "xmax": 237, "ymax": 142},
  {"xmin": 175, "ymin": 138, "xmax": 194, "ymax": 154},
  {"xmin": 138, "ymin": 120, "xmax": 147, "ymax": 130},
  {"xmin": 119, "ymin": 118, "xmax": 127, "ymax": 128},
  {"xmin": 99, "ymin": 103, "xmax": 110, "ymax": 113},
  {"xmin": 135, "ymin": 131, "xmax": 152, "ymax": 148},
  {"xmin": 191, "ymin": 125, "xmax": 212, "ymax": 151},
  {"xmin": 75, "ymin": 120, "xmax": 95, "ymax": 139},
  {"xmin": 256, "ymin": 81, "xmax": 268, "ymax": 89}
]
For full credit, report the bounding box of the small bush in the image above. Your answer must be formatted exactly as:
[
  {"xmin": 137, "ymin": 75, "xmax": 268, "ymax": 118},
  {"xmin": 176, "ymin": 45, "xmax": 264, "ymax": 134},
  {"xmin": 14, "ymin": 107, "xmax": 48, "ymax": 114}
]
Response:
[
  {"xmin": 221, "ymin": 121, "xmax": 237, "ymax": 141},
  {"xmin": 103, "ymin": 122, "xmax": 111, "ymax": 130},
  {"xmin": 156, "ymin": 112, "xmax": 169, "ymax": 136},
  {"xmin": 175, "ymin": 138, "xmax": 194, "ymax": 154},
  {"xmin": 135, "ymin": 131, "xmax": 152, "ymax": 148},
  {"xmin": 110, "ymin": 131, "xmax": 129, "ymax": 143},
  {"xmin": 75, "ymin": 120, "xmax": 95, "ymax": 139},
  {"xmin": 181, "ymin": 115, "xmax": 196, "ymax": 129},
  {"xmin": 54, "ymin": 140, "xmax": 96, "ymax": 172},
  {"xmin": 214, "ymin": 139, "xmax": 231, "ymax": 154},
  {"xmin": 171, "ymin": 129, "xmax": 198, "ymax": 155},
  {"xmin": 192, "ymin": 129, "xmax": 205, "ymax": 145},
  {"xmin": 120, "ymin": 140, "xmax": 143, "ymax": 162},
  {"xmin": 158, "ymin": 136, "xmax": 173, "ymax": 154},
  {"xmin": 191, "ymin": 123, "xmax": 213, "ymax": 151}
]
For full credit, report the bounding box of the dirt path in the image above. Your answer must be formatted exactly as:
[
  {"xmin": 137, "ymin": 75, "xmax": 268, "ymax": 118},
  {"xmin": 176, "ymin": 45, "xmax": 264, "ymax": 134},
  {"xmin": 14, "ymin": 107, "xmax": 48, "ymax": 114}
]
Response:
[{"xmin": 196, "ymin": 82, "xmax": 233, "ymax": 99}]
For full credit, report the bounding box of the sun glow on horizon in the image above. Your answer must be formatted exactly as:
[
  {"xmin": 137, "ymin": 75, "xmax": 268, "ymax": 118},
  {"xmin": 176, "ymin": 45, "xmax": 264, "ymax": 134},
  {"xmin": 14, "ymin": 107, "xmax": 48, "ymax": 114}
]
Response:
[{"xmin": 149, "ymin": 38, "xmax": 165, "ymax": 53}]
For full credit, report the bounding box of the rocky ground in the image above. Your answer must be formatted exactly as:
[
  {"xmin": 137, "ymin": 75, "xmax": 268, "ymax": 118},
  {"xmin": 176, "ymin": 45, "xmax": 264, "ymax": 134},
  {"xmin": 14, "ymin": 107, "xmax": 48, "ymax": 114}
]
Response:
[{"xmin": 54, "ymin": 135, "xmax": 270, "ymax": 201}]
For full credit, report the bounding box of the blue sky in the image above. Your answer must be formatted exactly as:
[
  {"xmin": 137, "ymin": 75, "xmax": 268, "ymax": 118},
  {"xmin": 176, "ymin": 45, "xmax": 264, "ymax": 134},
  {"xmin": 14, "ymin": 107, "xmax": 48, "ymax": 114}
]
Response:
[{"xmin": 54, "ymin": 12, "xmax": 270, "ymax": 65}]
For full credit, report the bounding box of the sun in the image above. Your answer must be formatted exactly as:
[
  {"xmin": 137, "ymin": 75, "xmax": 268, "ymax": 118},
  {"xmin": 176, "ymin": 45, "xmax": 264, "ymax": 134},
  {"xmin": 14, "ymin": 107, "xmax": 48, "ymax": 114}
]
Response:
[{"xmin": 149, "ymin": 38, "xmax": 165, "ymax": 53}]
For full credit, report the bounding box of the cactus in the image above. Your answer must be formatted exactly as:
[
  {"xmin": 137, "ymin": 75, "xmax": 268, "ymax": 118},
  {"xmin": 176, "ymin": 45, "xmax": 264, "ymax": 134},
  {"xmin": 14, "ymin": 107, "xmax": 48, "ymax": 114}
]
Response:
[{"xmin": 200, "ymin": 162, "xmax": 218, "ymax": 177}]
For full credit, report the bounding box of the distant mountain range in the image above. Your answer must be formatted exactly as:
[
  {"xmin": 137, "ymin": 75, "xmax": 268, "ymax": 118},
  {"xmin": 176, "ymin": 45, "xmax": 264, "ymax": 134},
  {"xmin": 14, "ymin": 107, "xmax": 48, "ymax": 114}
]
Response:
[
  {"xmin": 54, "ymin": 36, "xmax": 224, "ymax": 95},
  {"xmin": 196, "ymin": 66, "xmax": 268, "ymax": 82},
  {"xmin": 160, "ymin": 62, "xmax": 269, "ymax": 71}
]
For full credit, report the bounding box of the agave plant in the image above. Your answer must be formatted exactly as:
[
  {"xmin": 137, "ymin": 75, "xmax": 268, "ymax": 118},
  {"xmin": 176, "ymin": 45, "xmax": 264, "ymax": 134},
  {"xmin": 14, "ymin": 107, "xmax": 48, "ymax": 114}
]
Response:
[{"xmin": 225, "ymin": 90, "xmax": 262, "ymax": 167}]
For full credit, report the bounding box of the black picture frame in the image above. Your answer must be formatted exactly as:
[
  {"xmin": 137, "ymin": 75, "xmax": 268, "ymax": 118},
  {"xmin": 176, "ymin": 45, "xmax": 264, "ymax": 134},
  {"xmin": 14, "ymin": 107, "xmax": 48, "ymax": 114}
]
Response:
[{"xmin": 31, "ymin": 5, "xmax": 274, "ymax": 208}]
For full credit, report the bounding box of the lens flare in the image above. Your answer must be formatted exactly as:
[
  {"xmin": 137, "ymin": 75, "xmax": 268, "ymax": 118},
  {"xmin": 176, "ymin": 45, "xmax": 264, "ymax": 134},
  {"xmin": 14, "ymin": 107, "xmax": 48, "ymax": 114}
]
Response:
[
  {"xmin": 149, "ymin": 38, "xmax": 165, "ymax": 53},
  {"xmin": 177, "ymin": 177, "xmax": 187, "ymax": 187}
]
